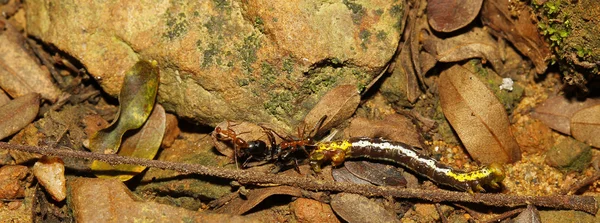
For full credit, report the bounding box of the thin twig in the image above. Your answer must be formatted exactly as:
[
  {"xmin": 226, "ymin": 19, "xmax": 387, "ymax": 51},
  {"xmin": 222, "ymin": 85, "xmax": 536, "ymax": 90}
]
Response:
[
  {"xmin": 560, "ymin": 171, "xmax": 600, "ymax": 195},
  {"xmin": 0, "ymin": 142, "xmax": 597, "ymax": 214},
  {"xmin": 482, "ymin": 207, "xmax": 526, "ymax": 223},
  {"xmin": 434, "ymin": 203, "xmax": 448, "ymax": 223}
]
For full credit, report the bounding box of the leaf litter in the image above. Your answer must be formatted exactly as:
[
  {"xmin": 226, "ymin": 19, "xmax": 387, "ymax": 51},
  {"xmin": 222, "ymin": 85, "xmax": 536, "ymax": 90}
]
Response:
[{"xmin": 1, "ymin": 0, "xmax": 600, "ymax": 222}]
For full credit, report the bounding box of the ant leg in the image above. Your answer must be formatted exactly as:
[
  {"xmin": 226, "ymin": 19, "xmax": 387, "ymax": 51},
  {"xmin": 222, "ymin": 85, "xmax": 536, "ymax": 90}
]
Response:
[
  {"xmin": 307, "ymin": 115, "xmax": 328, "ymax": 139},
  {"xmin": 299, "ymin": 146, "xmax": 310, "ymax": 156},
  {"xmin": 242, "ymin": 155, "xmax": 254, "ymax": 168},
  {"xmin": 292, "ymin": 158, "xmax": 301, "ymax": 173}
]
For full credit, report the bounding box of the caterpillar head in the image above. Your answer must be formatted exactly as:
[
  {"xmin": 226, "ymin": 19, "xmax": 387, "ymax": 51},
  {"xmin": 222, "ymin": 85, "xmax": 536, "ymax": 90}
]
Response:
[{"xmin": 487, "ymin": 163, "xmax": 505, "ymax": 189}]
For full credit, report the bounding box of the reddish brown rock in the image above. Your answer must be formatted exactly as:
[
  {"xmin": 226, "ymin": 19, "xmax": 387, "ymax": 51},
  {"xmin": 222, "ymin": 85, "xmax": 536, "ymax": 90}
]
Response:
[
  {"xmin": 291, "ymin": 198, "xmax": 340, "ymax": 223},
  {"xmin": 0, "ymin": 165, "xmax": 30, "ymax": 199}
]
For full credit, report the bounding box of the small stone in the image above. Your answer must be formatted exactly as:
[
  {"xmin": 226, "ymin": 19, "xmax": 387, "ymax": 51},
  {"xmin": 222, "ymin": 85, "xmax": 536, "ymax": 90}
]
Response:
[
  {"xmin": 0, "ymin": 165, "xmax": 30, "ymax": 199},
  {"xmin": 545, "ymin": 137, "xmax": 592, "ymax": 172},
  {"xmin": 291, "ymin": 198, "xmax": 339, "ymax": 223},
  {"xmin": 7, "ymin": 201, "xmax": 22, "ymax": 210},
  {"xmin": 32, "ymin": 156, "xmax": 66, "ymax": 202},
  {"xmin": 413, "ymin": 204, "xmax": 440, "ymax": 222}
]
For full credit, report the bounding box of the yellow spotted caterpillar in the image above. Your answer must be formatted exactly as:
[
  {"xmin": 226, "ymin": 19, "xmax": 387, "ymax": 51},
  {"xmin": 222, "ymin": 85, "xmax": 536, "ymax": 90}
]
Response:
[{"xmin": 309, "ymin": 137, "xmax": 505, "ymax": 193}]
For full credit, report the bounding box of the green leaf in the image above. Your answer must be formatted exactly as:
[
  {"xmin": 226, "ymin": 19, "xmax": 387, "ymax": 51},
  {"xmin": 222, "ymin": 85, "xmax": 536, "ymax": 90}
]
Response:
[
  {"xmin": 87, "ymin": 60, "xmax": 159, "ymax": 154},
  {"xmin": 91, "ymin": 104, "xmax": 166, "ymax": 181}
]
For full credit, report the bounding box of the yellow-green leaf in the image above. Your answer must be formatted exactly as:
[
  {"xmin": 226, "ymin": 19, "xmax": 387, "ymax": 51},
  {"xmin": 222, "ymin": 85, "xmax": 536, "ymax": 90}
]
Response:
[
  {"xmin": 91, "ymin": 104, "xmax": 166, "ymax": 181},
  {"xmin": 87, "ymin": 60, "xmax": 159, "ymax": 154}
]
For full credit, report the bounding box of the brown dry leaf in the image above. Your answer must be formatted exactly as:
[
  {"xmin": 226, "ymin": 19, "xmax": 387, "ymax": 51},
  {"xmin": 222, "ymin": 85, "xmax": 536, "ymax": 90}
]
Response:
[
  {"xmin": 0, "ymin": 92, "xmax": 40, "ymax": 140},
  {"xmin": 423, "ymin": 27, "xmax": 503, "ymax": 73},
  {"xmin": 531, "ymin": 96, "xmax": 600, "ymax": 135},
  {"xmin": 216, "ymin": 186, "xmax": 302, "ymax": 215},
  {"xmin": 331, "ymin": 166, "xmax": 372, "ymax": 185},
  {"xmin": 438, "ymin": 65, "xmax": 521, "ymax": 164},
  {"xmin": 343, "ymin": 114, "xmax": 423, "ymax": 148},
  {"xmin": 481, "ymin": 0, "xmax": 551, "ymax": 74},
  {"xmin": 409, "ymin": 1, "xmax": 429, "ymax": 92},
  {"xmin": 399, "ymin": 40, "xmax": 422, "ymax": 103},
  {"xmin": 427, "ymin": 0, "xmax": 483, "ymax": 32},
  {"xmin": 571, "ymin": 105, "xmax": 600, "ymax": 148},
  {"xmin": 513, "ymin": 204, "xmax": 541, "ymax": 223},
  {"xmin": 91, "ymin": 104, "xmax": 166, "ymax": 181},
  {"xmin": 32, "ymin": 156, "xmax": 66, "ymax": 202},
  {"xmin": 344, "ymin": 161, "xmax": 407, "ymax": 187},
  {"xmin": 0, "ymin": 32, "xmax": 60, "ymax": 102},
  {"xmin": 330, "ymin": 193, "xmax": 399, "ymax": 223},
  {"xmin": 161, "ymin": 113, "xmax": 180, "ymax": 148},
  {"xmin": 0, "ymin": 89, "xmax": 10, "ymax": 106},
  {"xmin": 304, "ymin": 85, "xmax": 360, "ymax": 136}
]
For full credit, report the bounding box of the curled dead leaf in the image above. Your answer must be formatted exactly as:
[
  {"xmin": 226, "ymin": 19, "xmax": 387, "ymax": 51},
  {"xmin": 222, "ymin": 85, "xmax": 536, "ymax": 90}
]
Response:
[
  {"xmin": 481, "ymin": 0, "xmax": 551, "ymax": 74},
  {"xmin": 0, "ymin": 33, "xmax": 61, "ymax": 101},
  {"xmin": 343, "ymin": 114, "xmax": 423, "ymax": 149},
  {"xmin": 216, "ymin": 186, "xmax": 302, "ymax": 215},
  {"xmin": 438, "ymin": 65, "xmax": 521, "ymax": 164},
  {"xmin": 161, "ymin": 113, "xmax": 180, "ymax": 148},
  {"xmin": 91, "ymin": 104, "xmax": 166, "ymax": 181},
  {"xmin": 427, "ymin": 0, "xmax": 483, "ymax": 32},
  {"xmin": 0, "ymin": 89, "xmax": 10, "ymax": 106},
  {"xmin": 33, "ymin": 156, "xmax": 66, "ymax": 202},
  {"xmin": 331, "ymin": 166, "xmax": 373, "ymax": 185},
  {"xmin": 423, "ymin": 27, "xmax": 503, "ymax": 73},
  {"xmin": 571, "ymin": 105, "xmax": 600, "ymax": 148},
  {"xmin": 344, "ymin": 161, "xmax": 407, "ymax": 187},
  {"xmin": 87, "ymin": 60, "xmax": 159, "ymax": 154},
  {"xmin": 513, "ymin": 204, "xmax": 541, "ymax": 223},
  {"xmin": 304, "ymin": 85, "xmax": 360, "ymax": 136},
  {"xmin": 331, "ymin": 193, "xmax": 399, "ymax": 223},
  {"xmin": 0, "ymin": 92, "xmax": 40, "ymax": 140},
  {"xmin": 532, "ymin": 96, "xmax": 600, "ymax": 135}
]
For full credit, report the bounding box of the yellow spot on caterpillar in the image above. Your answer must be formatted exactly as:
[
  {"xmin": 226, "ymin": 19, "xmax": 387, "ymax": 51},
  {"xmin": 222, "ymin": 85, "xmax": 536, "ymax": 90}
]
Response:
[
  {"xmin": 446, "ymin": 169, "xmax": 491, "ymax": 182},
  {"xmin": 316, "ymin": 140, "xmax": 352, "ymax": 153}
]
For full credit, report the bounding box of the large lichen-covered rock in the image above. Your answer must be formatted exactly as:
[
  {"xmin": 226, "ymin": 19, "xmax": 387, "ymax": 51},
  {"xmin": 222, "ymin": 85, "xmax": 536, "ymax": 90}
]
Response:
[
  {"xmin": 25, "ymin": 0, "xmax": 403, "ymax": 130},
  {"xmin": 533, "ymin": 0, "xmax": 600, "ymax": 90}
]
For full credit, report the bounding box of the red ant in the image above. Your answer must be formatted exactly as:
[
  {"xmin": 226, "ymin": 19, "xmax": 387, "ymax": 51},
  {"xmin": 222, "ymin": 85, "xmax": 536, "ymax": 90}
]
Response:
[
  {"xmin": 214, "ymin": 116, "xmax": 327, "ymax": 172},
  {"xmin": 214, "ymin": 121, "xmax": 272, "ymax": 168}
]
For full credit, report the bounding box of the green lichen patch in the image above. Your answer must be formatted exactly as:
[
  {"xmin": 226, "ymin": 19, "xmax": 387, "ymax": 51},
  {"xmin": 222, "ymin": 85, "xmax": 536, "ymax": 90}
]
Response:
[
  {"xmin": 238, "ymin": 33, "xmax": 262, "ymax": 74},
  {"xmin": 468, "ymin": 60, "xmax": 524, "ymax": 113},
  {"xmin": 202, "ymin": 43, "xmax": 220, "ymax": 67},
  {"xmin": 359, "ymin": 29, "xmax": 371, "ymax": 50},
  {"xmin": 389, "ymin": 3, "xmax": 405, "ymax": 29},
  {"xmin": 264, "ymin": 90, "xmax": 297, "ymax": 117},
  {"xmin": 343, "ymin": 0, "xmax": 366, "ymax": 24},
  {"xmin": 163, "ymin": 12, "xmax": 189, "ymax": 40}
]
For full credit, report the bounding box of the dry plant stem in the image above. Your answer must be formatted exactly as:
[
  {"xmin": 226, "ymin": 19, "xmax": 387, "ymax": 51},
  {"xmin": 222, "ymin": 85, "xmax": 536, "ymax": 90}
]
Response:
[
  {"xmin": 435, "ymin": 203, "xmax": 448, "ymax": 223},
  {"xmin": 0, "ymin": 142, "xmax": 597, "ymax": 214},
  {"xmin": 560, "ymin": 171, "xmax": 600, "ymax": 195},
  {"xmin": 482, "ymin": 207, "xmax": 526, "ymax": 223}
]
